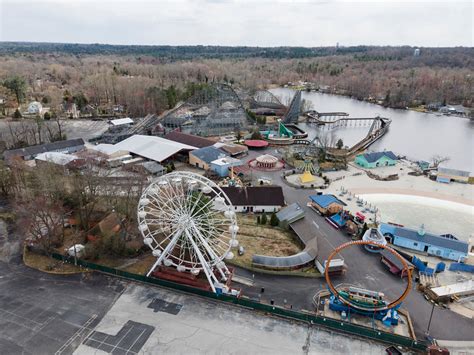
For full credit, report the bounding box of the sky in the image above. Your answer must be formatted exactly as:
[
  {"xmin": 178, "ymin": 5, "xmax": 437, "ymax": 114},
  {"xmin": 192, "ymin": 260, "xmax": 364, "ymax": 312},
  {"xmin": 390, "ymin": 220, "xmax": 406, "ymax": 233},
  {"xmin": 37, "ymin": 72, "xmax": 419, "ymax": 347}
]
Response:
[{"xmin": 0, "ymin": 0, "xmax": 472, "ymax": 47}]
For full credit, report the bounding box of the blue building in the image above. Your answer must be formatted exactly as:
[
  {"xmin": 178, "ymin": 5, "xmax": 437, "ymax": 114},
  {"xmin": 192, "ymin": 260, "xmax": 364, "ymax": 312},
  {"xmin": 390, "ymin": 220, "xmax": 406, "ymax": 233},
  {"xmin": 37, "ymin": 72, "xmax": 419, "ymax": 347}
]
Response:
[
  {"xmin": 378, "ymin": 223, "xmax": 469, "ymax": 262},
  {"xmin": 209, "ymin": 157, "xmax": 243, "ymax": 177}
]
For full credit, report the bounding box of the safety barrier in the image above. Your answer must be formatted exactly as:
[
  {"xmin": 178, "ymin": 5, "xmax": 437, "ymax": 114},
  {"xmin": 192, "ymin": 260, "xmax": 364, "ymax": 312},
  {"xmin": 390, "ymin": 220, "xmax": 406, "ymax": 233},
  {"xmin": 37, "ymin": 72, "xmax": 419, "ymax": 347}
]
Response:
[
  {"xmin": 50, "ymin": 252, "xmax": 427, "ymax": 351},
  {"xmin": 449, "ymin": 262, "xmax": 474, "ymax": 273}
]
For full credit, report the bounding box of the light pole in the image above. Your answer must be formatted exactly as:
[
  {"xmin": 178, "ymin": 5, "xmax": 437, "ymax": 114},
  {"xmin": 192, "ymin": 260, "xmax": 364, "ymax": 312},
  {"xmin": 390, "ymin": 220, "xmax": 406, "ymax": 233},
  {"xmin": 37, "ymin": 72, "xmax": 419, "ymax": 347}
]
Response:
[{"xmin": 425, "ymin": 301, "xmax": 436, "ymax": 337}]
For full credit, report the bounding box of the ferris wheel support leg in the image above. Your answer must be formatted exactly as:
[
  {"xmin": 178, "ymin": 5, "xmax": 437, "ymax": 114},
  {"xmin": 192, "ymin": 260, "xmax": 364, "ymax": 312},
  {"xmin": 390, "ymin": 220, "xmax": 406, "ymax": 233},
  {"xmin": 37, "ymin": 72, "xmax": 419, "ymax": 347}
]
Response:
[
  {"xmin": 146, "ymin": 228, "xmax": 183, "ymax": 277},
  {"xmin": 192, "ymin": 223, "xmax": 228, "ymax": 281},
  {"xmin": 185, "ymin": 229, "xmax": 219, "ymax": 293}
]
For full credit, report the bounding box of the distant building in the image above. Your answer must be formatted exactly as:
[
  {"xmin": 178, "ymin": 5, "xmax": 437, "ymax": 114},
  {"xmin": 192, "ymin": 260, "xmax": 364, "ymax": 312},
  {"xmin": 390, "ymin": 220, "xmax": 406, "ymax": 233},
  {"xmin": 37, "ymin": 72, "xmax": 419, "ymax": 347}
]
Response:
[
  {"xmin": 92, "ymin": 135, "xmax": 196, "ymax": 164},
  {"xmin": 110, "ymin": 117, "xmax": 133, "ymax": 127},
  {"xmin": 209, "ymin": 157, "xmax": 242, "ymax": 177},
  {"xmin": 165, "ymin": 131, "xmax": 215, "ymax": 148},
  {"xmin": 3, "ymin": 138, "xmax": 85, "ymax": 162},
  {"xmin": 189, "ymin": 146, "xmax": 228, "ymax": 170},
  {"xmin": 379, "ymin": 223, "xmax": 469, "ymax": 262},
  {"xmin": 436, "ymin": 166, "xmax": 471, "ymax": 183},
  {"xmin": 27, "ymin": 101, "xmax": 43, "ymax": 115},
  {"xmin": 414, "ymin": 48, "xmax": 420, "ymax": 57},
  {"xmin": 35, "ymin": 152, "xmax": 84, "ymax": 170},
  {"xmin": 355, "ymin": 151, "xmax": 398, "ymax": 168},
  {"xmin": 213, "ymin": 142, "xmax": 248, "ymax": 157},
  {"xmin": 309, "ymin": 194, "xmax": 346, "ymax": 216},
  {"xmin": 221, "ymin": 186, "xmax": 285, "ymax": 213}
]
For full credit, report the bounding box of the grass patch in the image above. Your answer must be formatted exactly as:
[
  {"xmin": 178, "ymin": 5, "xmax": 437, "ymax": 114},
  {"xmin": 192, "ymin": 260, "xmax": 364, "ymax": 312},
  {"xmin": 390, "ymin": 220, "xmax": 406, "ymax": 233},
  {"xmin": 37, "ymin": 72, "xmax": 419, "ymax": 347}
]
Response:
[
  {"xmin": 122, "ymin": 254, "xmax": 156, "ymax": 275},
  {"xmin": 24, "ymin": 247, "xmax": 83, "ymax": 274}
]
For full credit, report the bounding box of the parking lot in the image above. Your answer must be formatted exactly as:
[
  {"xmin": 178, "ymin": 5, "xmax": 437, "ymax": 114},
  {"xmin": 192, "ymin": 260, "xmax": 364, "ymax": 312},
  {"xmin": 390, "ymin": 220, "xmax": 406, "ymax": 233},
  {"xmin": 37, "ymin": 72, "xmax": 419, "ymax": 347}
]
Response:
[
  {"xmin": 74, "ymin": 283, "xmax": 387, "ymax": 354},
  {"xmin": 0, "ymin": 260, "xmax": 123, "ymax": 354}
]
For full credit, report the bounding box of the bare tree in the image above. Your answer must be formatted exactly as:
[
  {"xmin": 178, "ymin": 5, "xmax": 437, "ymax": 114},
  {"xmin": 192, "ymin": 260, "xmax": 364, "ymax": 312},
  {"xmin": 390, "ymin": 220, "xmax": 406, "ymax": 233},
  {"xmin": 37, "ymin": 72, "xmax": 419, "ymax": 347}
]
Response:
[{"xmin": 430, "ymin": 155, "xmax": 450, "ymax": 168}]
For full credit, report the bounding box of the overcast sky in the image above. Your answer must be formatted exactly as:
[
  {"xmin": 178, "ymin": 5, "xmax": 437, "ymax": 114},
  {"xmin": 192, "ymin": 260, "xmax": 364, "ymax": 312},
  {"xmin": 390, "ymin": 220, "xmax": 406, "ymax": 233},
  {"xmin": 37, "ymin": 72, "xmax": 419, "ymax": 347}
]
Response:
[{"xmin": 0, "ymin": 0, "xmax": 472, "ymax": 47}]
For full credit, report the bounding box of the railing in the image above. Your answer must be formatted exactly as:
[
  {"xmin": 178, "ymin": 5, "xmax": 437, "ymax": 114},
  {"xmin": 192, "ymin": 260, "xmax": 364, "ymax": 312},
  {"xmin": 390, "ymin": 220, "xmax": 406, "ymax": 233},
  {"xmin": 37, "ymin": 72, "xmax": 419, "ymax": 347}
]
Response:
[{"xmin": 49, "ymin": 252, "xmax": 427, "ymax": 351}]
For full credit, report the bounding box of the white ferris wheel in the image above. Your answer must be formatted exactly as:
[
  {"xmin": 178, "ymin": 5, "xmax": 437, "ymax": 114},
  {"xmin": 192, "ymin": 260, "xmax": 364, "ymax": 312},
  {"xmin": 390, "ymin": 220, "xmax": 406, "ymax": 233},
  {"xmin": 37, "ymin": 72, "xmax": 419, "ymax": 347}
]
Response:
[{"xmin": 137, "ymin": 171, "xmax": 239, "ymax": 293}]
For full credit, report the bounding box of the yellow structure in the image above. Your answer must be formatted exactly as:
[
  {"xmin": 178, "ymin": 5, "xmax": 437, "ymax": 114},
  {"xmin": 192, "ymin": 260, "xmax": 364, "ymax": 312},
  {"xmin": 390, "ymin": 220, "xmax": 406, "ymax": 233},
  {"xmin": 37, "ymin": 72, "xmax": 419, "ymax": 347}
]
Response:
[{"xmin": 298, "ymin": 160, "xmax": 317, "ymax": 184}]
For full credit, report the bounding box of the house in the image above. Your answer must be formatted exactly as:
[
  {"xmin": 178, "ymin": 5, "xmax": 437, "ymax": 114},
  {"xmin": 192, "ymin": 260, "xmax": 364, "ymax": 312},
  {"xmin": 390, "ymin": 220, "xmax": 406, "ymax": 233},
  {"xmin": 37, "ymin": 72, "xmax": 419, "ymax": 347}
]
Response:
[
  {"xmin": 130, "ymin": 161, "xmax": 166, "ymax": 176},
  {"xmin": 27, "ymin": 101, "xmax": 43, "ymax": 115},
  {"xmin": 209, "ymin": 157, "xmax": 242, "ymax": 177},
  {"xmin": 87, "ymin": 212, "xmax": 124, "ymax": 242},
  {"xmin": 164, "ymin": 131, "xmax": 215, "ymax": 148},
  {"xmin": 63, "ymin": 102, "xmax": 80, "ymax": 119},
  {"xmin": 3, "ymin": 138, "xmax": 85, "ymax": 162},
  {"xmin": 355, "ymin": 151, "xmax": 398, "ymax": 168},
  {"xmin": 436, "ymin": 166, "xmax": 471, "ymax": 183},
  {"xmin": 378, "ymin": 223, "xmax": 469, "ymax": 262},
  {"xmin": 189, "ymin": 146, "xmax": 228, "ymax": 170},
  {"xmin": 92, "ymin": 135, "xmax": 196, "ymax": 164},
  {"xmin": 275, "ymin": 202, "xmax": 305, "ymax": 225},
  {"xmin": 221, "ymin": 186, "xmax": 285, "ymax": 213},
  {"xmin": 309, "ymin": 194, "xmax": 346, "ymax": 215}
]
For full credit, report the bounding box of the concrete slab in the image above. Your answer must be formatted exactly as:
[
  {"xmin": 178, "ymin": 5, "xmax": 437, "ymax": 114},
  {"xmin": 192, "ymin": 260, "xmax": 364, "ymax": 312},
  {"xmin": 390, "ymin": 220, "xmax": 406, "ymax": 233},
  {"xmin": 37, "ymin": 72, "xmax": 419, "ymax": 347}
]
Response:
[{"xmin": 75, "ymin": 283, "xmax": 387, "ymax": 354}]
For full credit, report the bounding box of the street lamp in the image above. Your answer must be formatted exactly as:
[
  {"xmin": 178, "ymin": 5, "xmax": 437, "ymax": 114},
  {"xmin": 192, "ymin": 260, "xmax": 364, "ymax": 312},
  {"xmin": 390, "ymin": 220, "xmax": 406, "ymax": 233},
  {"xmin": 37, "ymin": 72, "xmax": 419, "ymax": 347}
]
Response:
[{"xmin": 425, "ymin": 300, "xmax": 436, "ymax": 337}]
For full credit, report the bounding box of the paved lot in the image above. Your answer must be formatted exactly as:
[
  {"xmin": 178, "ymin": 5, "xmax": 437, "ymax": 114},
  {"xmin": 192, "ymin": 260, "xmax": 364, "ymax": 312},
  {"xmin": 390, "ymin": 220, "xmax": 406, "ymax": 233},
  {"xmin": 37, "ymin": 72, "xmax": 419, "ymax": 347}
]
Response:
[
  {"xmin": 0, "ymin": 260, "xmax": 123, "ymax": 354},
  {"xmin": 75, "ymin": 283, "xmax": 387, "ymax": 354}
]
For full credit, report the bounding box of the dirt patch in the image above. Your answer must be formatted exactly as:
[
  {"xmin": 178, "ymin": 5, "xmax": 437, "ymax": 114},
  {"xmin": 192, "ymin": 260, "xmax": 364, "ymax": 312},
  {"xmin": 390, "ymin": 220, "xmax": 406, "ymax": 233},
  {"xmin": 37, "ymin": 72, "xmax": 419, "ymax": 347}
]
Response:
[
  {"xmin": 235, "ymin": 215, "xmax": 302, "ymax": 267},
  {"xmin": 24, "ymin": 248, "xmax": 83, "ymax": 274}
]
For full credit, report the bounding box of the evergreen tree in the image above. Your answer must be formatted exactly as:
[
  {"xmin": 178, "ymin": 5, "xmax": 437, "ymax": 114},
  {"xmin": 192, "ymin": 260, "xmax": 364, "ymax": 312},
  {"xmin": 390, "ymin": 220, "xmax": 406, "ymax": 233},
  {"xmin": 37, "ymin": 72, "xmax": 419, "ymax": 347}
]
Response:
[
  {"xmin": 261, "ymin": 213, "xmax": 268, "ymax": 225},
  {"xmin": 256, "ymin": 215, "xmax": 261, "ymax": 224},
  {"xmin": 13, "ymin": 108, "xmax": 22, "ymax": 119},
  {"xmin": 270, "ymin": 212, "xmax": 279, "ymax": 226}
]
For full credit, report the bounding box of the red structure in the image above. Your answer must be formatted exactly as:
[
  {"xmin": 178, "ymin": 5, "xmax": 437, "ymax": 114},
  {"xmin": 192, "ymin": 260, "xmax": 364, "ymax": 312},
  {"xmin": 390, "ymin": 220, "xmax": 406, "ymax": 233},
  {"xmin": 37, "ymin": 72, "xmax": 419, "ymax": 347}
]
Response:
[{"xmin": 244, "ymin": 140, "xmax": 269, "ymax": 149}]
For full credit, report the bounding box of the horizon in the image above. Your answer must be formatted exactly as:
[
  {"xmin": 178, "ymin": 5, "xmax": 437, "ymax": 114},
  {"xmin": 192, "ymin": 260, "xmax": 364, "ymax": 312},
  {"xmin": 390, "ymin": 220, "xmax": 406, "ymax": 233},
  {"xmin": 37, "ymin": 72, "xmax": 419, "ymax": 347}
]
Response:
[
  {"xmin": 1, "ymin": 40, "xmax": 472, "ymax": 49},
  {"xmin": 1, "ymin": 0, "xmax": 472, "ymax": 47}
]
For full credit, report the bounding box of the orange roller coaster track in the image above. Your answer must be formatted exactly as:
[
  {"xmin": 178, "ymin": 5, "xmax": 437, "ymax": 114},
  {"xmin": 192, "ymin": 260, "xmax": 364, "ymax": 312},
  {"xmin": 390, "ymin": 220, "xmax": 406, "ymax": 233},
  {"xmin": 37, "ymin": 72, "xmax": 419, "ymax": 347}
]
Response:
[{"xmin": 324, "ymin": 240, "xmax": 412, "ymax": 312}]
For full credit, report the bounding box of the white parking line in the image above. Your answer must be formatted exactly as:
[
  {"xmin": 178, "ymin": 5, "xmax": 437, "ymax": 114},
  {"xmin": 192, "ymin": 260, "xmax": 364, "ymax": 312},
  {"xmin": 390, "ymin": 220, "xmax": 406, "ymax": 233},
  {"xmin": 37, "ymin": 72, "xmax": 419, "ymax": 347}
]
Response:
[{"xmin": 312, "ymin": 221, "xmax": 320, "ymax": 229}]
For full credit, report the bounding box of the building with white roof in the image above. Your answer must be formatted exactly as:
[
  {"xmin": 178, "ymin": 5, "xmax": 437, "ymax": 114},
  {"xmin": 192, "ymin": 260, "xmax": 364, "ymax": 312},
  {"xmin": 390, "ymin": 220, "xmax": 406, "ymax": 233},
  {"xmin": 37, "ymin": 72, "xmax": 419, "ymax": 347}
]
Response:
[
  {"xmin": 110, "ymin": 117, "xmax": 134, "ymax": 126},
  {"xmin": 209, "ymin": 157, "xmax": 242, "ymax": 177},
  {"xmin": 93, "ymin": 135, "xmax": 197, "ymax": 163}
]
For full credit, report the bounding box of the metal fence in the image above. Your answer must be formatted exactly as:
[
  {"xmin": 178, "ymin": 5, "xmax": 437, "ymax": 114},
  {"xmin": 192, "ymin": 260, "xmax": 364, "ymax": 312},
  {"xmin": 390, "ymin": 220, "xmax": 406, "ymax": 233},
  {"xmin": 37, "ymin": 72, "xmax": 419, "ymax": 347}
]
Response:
[{"xmin": 50, "ymin": 252, "xmax": 427, "ymax": 351}]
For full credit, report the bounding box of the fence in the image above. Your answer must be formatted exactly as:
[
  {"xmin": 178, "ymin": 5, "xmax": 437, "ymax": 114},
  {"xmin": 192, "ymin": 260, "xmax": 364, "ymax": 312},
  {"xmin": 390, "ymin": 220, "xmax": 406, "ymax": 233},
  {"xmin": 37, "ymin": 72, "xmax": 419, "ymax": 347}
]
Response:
[
  {"xmin": 449, "ymin": 263, "xmax": 474, "ymax": 273},
  {"xmin": 50, "ymin": 252, "xmax": 427, "ymax": 351}
]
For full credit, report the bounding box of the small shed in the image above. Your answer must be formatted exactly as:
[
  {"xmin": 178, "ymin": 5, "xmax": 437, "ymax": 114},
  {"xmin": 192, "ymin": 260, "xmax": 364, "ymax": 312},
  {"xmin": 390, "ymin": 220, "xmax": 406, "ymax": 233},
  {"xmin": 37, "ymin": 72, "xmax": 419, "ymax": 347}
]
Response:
[
  {"xmin": 380, "ymin": 249, "xmax": 414, "ymax": 277},
  {"xmin": 355, "ymin": 151, "xmax": 398, "ymax": 168},
  {"xmin": 437, "ymin": 166, "xmax": 471, "ymax": 183},
  {"xmin": 276, "ymin": 203, "xmax": 305, "ymax": 225}
]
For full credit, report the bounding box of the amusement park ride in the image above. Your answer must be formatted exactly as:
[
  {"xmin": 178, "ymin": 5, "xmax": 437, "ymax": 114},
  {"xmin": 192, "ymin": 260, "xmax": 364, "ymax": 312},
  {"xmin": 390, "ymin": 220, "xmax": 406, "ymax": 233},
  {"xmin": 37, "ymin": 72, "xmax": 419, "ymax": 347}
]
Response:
[
  {"xmin": 137, "ymin": 171, "xmax": 240, "ymax": 295},
  {"xmin": 324, "ymin": 240, "xmax": 412, "ymax": 326}
]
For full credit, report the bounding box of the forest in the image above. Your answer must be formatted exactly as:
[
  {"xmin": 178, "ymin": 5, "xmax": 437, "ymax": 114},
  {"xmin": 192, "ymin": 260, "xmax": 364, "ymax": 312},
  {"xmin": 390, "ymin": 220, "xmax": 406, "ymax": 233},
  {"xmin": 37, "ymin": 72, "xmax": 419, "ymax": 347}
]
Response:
[{"xmin": 0, "ymin": 43, "xmax": 472, "ymax": 117}]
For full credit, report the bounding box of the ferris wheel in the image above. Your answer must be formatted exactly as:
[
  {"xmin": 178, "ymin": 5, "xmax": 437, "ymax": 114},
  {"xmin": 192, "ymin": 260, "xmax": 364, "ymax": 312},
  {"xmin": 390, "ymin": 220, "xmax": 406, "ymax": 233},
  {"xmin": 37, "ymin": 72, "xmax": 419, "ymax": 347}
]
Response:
[{"xmin": 137, "ymin": 171, "xmax": 239, "ymax": 293}]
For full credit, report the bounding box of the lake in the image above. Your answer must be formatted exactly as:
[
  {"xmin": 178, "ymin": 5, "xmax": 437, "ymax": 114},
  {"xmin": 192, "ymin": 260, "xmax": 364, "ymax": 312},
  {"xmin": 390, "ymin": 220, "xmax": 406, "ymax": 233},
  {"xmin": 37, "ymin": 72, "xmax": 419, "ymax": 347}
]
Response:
[{"xmin": 270, "ymin": 88, "xmax": 474, "ymax": 172}]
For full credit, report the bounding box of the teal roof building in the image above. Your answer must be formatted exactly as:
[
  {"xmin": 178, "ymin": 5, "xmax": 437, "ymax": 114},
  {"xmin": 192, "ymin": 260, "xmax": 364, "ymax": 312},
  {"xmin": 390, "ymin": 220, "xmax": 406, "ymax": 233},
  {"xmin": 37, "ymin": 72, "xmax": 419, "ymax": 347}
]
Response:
[{"xmin": 355, "ymin": 151, "xmax": 398, "ymax": 168}]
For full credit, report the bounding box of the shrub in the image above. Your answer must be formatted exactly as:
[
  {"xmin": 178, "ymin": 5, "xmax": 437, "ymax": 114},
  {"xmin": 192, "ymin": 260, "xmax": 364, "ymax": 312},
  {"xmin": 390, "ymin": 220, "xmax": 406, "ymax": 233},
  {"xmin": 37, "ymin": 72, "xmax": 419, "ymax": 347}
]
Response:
[
  {"xmin": 270, "ymin": 212, "xmax": 279, "ymax": 226},
  {"xmin": 261, "ymin": 213, "xmax": 267, "ymax": 225}
]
